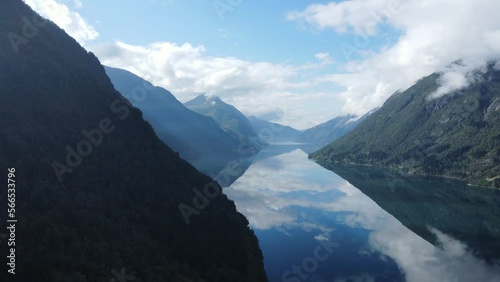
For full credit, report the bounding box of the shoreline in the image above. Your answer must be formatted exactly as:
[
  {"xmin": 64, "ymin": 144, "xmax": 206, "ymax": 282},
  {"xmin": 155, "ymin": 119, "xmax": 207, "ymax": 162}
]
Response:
[{"xmin": 311, "ymin": 157, "xmax": 499, "ymax": 190}]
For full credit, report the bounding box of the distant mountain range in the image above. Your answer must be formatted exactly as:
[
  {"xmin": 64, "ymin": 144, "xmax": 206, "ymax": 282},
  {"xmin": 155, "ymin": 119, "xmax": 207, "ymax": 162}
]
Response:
[
  {"xmin": 105, "ymin": 67, "xmax": 244, "ymax": 174},
  {"xmin": 185, "ymin": 94, "xmax": 268, "ymax": 151},
  {"xmin": 0, "ymin": 1, "xmax": 267, "ymax": 281},
  {"xmin": 248, "ymin": 115, "xmax": 301, "ymax": 143},
  {"xmin": 296, "ymin": 109, "xmax": 377, "ymax": 153},
  {"xmin": 312, "ymin": 62, "xmax": 500, "ymax": 188}
]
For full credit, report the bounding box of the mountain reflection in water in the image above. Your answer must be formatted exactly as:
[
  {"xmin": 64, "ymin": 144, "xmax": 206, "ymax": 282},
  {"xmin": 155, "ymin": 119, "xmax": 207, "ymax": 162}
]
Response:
[{"xmin": 224, "ymin": 146, "xmax": 500, "ymax": 282}]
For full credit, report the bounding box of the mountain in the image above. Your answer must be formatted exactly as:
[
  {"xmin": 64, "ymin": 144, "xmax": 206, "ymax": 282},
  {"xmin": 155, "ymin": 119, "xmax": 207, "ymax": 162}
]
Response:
[
  {"xmin": 296, "ymin": 109, "xmax": 377, "ymax": 153},
  {"xmin": 0, "ymin": 1, "xmax": 267, "ymax": 281},
  {"xmin": 185, "ymin": 95, "xmax": 267, "ymax": 150},
  {"xmin": 312, "ymin": 62, "xmax": 500, "ymax": 188},
  {"xmin": 248, "ymin": 116, "xmax": 300, "ymax": 143},
  {"xmin": 104, "ymin": 66, "xmax": 243, "ymax": 174},
  {"xmin": 320, "ymin": 163, "xmax": 500, "ymax": 262}
]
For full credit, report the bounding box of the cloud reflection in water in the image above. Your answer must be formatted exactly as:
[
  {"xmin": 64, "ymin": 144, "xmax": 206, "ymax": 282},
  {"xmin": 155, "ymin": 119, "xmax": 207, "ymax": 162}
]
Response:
[{"xmin": 225, "ymin": 146, "xmax": 500, "ymax": 282}]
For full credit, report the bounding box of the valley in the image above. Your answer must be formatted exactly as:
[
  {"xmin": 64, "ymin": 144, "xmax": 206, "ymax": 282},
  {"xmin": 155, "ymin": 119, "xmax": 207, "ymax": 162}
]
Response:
[{"xmin": 2, "ymin": 0, "xmax": 500, "ymax": 282}]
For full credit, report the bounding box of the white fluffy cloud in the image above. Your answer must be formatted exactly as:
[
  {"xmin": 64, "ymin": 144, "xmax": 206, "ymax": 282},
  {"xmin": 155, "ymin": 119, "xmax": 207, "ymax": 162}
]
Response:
[
  {"xmin": 26, "ymin": 0, "xmax": 500, "ymax": 128},
  {"xmin": 225, "ymin": 149, "xmax": 387, "ymax": 230},
  {"xmin": 25, "ymin": 0, "xmax": 337, "ymax": 129},
  {"xmin": 287, "ymin": 0, "xmax": 402, "ymax": 36},
  {"xmin": 225, "ymin": 148, "xmax": 500, "ymax": 282},
  {"xmin": 288, "ymin": 0, "xmax": 500, "ymax": 115},
  {"xmin": 369, "ymin": 223, "xmax": 500, "ymax": 282},
  {"xmin": 315, "ymin": 53, "xmax": 330, "ymax": 60},
  {"xmin": 25, "ymin": 0, "xmax": 98, "ymax": 45},
  {"xmin": 90, "ymin": 40, "xmax": 338, "ymax": 129},
  {"xmin": 73, "ymin": 0, "xmax": 83, "ymax": 9},
  {"xmin": 91, "ymin": 41, "xmax": 297, "ymax": 95}
]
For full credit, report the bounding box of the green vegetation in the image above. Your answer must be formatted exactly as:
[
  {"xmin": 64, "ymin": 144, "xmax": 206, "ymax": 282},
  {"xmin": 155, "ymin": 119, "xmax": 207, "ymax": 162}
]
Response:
[
  {"xmin": 0, "ymin": 0, "xmax": 267, "ymax": 281},
  {"xmin": 312, "ymin": 64, "xmax": 500, "ymax": 188}
]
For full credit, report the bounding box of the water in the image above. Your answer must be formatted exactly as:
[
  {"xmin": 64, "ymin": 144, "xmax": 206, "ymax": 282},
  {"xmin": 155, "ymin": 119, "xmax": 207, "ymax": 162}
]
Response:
[{"xmin": 224, "ymin": 145, "xmax": 500, "ymax": 282}]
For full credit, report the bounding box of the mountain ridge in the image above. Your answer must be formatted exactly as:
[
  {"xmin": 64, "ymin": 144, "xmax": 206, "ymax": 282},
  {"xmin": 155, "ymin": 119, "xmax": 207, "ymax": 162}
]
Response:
[
  {"xmin": 104, "ymin": 66, "xmax": 243, "ymax": 174},
  {"xmin": 185, "ymin": 94, "xmax": 267, "ymax": 151},
  {"xmin": 248, "ymin": 115, "xmax": 301, "ymax": 143},
  {"xmin": 312, "ymin": 62, "xmax": 500, "ymax": 188},
  {"xmin": 297, "ymin": 109, "xmax": 377, "ymax": 153},
  {"xmin": 0, "ymin": 1, "xmax": 267, "ymax": 280}
]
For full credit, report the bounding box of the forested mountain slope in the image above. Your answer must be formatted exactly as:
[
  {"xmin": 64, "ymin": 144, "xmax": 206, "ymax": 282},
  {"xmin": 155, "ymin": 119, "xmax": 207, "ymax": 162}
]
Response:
[
  {"xmin": 0, "ymin": 0, "xmax": 267, "ymax": 281},
  {"xmin": 312, "ymin": 63, "xmax": 500, "ymax": 188}
]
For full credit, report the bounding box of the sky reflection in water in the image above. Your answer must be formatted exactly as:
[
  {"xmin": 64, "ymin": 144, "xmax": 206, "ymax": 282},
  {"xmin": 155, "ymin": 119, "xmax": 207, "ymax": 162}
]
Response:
[{"xmin": 225, "ymin": 146, "xmax": 500, "ymax": 282}]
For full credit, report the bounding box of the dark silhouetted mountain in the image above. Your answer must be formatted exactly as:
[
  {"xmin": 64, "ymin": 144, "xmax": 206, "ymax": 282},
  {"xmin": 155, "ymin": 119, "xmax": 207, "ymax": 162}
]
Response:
[
  {"xmin": 312, "ymin": 63, "xmax": 500, "ymax": 188},
  {"xmin": 0, "ymin": 1, "xmax": 267, "ymax": 281},
  {"xmin": 321, "ymin": 162, "xmax": 500, "ymax": 261},
  {"xmin": 104, "ymin": 66, "xmax": 243, "ymax": 174},
  {"xmin": 297, "ymin": 109, "xmax": 377, "ymax": 153},
  {"xmin": 248, "ymin": 116, "xmax": 300, "ymax": 143},
  {"xmin": 185, "ymin": 95, "xmax": 267, "ymax": 151}
]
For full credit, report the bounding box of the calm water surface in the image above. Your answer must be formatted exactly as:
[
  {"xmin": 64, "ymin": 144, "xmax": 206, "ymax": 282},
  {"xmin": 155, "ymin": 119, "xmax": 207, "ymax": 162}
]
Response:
[{"xmin": 225, "ymin": 145, "xmax": 500, "ymax": 282}]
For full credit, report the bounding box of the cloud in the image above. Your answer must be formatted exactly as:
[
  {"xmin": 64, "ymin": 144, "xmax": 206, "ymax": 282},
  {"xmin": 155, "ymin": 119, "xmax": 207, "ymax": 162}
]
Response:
[
  {"xmin": 90, "ymin": 41, "xmax": 339, "ymax": 129},
  {"xmin": 224, "ymin": 149, "xmax": 387, "ymax": 231},
  {"xmin": 225, "ymin": 147, "xmax": 500, "ymax": 281},
  {"xmin": 288, "ymin": 0, "xmax": 500, "ymax": 115},
  {"xmin": 427, "ymin": 60, "xmax": 487, "ymax": 99},
  {"xmin": 315, "ymin": 53, "xmax": 330, "ymax": 60},
  {"xmin": 369, "ymin": 223, "xmax": 500, "ymax": 282},
  {"xmin": 314, "ymin": 52, "xmax": 335, "ymax": 66},
  {"xmin": 286, "ymin": 0, "xmax": 401, "ymax": 36},
  {"xmin": 25, "ymin": 0, "xmax": 98, "ymax": 45},
  {"xmin": 92, "ymin": 41, "xmax": 297, "ymax": 95},
  {"xmin": 20, "ymin": 0, "xmax": 341, "ymax": 129},
  {"xmin": 73, "ymin": 0, "xmax": 82, "ymax": 9},
  {"xmin": 27, "ymin": 0, "xmax": 500, "ymax": 128},
  {"xmin": 431, "ymin": 72, "xmax": 469, "ymax": 100}
]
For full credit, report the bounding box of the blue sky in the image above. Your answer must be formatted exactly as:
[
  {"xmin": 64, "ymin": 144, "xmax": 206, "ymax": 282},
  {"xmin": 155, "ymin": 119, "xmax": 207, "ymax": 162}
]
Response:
[
  {"xmin": 72, "ymin": 0, "xmax": 399, "ymax": 64},
  {"xmin": 84, "ymin": 0, "xmax": 336, "ymax": 62},
  {"xmin": 26, "ymin": 0, "xmax": 500, "ymax": 129}
]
